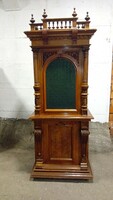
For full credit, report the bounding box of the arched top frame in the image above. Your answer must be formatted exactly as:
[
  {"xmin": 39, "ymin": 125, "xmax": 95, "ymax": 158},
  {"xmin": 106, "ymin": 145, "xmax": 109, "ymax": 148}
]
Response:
[{"xmin": 43, "ymin": 53, "xmax": 81, "ymax": 113}]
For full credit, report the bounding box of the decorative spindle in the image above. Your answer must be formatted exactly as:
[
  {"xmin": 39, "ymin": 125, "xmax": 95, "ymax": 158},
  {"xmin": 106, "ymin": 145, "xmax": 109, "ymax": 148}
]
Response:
[
  {"xmin": 77, "ymin": 24, "xmax": 80, "ymax": 29},
  {"xmin": 42, "ymin": 9, "xmax": 47, "ymax": 18},
  {"xmin": 56, "ymin": 21, "xmax": 59, "ymax": 29},
  {"xmin": 48, "ymin": 21, "xmax": 50, "ymax": 29},
  {"xmin": 65, "ymin": 21, "xmax": 67, "ymax": 28},
  {"xmin": 85, "ymin": 12, "xmax": 90, "ymax": 21},
  {"xmin": 69, "ymin": 21, "xmax": 71, "ymax": 28},
  {"xmin": 30, "ymin": 14, "xmax": 35, "ymax": 24},
  {"xmin": 82, "ymin": 23, "xmax": 85, "ymax": 28},
  {"xmin": 52, "ymin": 21, "xmax": 55, "ymax": 29},
  {"xmin": 61, "ymin": 21, "xmax": 63, "ymax": 29},
  {"xmin": 72, "ymin": 8, "xmax": 77, "ymax": 17}
]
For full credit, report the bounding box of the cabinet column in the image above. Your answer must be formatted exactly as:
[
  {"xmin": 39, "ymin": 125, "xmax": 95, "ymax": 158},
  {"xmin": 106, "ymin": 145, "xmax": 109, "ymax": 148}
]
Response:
[
  {"xmin": 81, "ymin": 47, "xmax": 89, "ymax": 115},
  {"xmin": 34, "ymin": 120, "xmax": 43, "ymax": 166},
  {"xmin": 32, "ymin": 49, "xmax": 41, "ymax": 114},
  {"xmin": 80, "ymin": 121, "xmax": 89, "ymax": 170}
]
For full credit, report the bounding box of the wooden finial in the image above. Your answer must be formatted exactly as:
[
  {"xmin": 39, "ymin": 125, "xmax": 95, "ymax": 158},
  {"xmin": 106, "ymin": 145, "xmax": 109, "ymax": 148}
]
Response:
[
  {"xmin": 30, "ymin": 14, "xmax": 35, "ymax": 24},
  {"xmin": 72, "ymin": 8, "xmax": 77, "ymax": 17},
  {"xmin": 42, "ymin": 9, "xmax": 47, "ymax": 18},
  {"xmin": 85, "ymin": 12, "xmax": 90, "ymax": 21}
]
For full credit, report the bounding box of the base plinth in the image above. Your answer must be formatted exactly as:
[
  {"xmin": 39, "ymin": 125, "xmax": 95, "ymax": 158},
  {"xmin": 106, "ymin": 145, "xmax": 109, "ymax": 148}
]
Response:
[{"xmin": 30, "ymin": 162, "xmax": 93, "ymax": 180}]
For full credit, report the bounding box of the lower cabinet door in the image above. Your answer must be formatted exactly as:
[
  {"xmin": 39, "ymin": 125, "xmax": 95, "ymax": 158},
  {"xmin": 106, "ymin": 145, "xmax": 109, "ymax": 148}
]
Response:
[{"xmin": 42, "ymin": 119, "xmax": 81, "ymax": 165}]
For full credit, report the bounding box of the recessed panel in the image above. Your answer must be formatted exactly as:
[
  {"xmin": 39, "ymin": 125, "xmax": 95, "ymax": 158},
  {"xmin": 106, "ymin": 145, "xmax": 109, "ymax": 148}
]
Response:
[{"xmin": 49, "ymin": 125, "xmax": 72, "ymax": 159}]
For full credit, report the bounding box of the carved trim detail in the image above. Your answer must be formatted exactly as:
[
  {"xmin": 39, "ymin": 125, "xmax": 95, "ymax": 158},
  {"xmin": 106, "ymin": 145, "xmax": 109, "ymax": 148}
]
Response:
[
  {"xmin": 32, "ymin": 47, "xmax": 40, "ymax": 52},
  {"xmin": 77, "ymin": 35, "xmax": 91, "ymax": 40},
  {"xmin": 81, "ymin": 84, "xmax": 88, "ymax": 115},
  {"xmin": 34, "ymin": 129, "xmax": 42, "ymax": 136},
  {"xmin": 34, "ymin": 120, "xmax": 43, "ymax": 163},
  {"xmin": 43, "ymin": 51, "xmax": 57, "ymax": 63},
  {"xmin": 48, "ymin": 36, "xmax": 72, "ymax": 40},
  {"xmin": 29, "ymin": 35, "xmax": 91, "ymax": 43},
  {"xmin": 34, "ymin": 83, "xmax": 41, "ymax": 114},
  {"xmin": 43, "ymin": 50, "xmax": 79, "ymax": 64},
  {"xmin": 80, "ymin": 121, "xmax": 89, "ymax": 170},
  {"xmin": 66, "ymin": 51, "xmax": 79, "ymax": 63}
]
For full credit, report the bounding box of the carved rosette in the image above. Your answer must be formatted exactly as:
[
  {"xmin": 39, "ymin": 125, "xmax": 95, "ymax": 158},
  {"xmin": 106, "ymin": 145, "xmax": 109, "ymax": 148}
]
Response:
[
  {"xmin": 80, "ymin": 122, "xmax": 90, "ymax": 170},
  {"xmin": 34, "ymin": 83, "xmax": 41, "ymax": 114}
]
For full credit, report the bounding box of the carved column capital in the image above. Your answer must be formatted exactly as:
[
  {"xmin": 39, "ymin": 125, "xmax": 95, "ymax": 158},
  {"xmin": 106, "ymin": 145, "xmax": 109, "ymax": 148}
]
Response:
[
  {"xmin": 32, "ymin": 47, "xmax": 40, "ymax": 53},
  {"xmin": 82, "ymin": 46, "xmax": 90, "ymax": 53}
]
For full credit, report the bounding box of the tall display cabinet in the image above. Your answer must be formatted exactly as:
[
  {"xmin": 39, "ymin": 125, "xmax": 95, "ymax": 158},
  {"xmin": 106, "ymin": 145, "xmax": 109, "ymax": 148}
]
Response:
[{"xmin": 25, "ymin": 8, "xmax": 96, "ymax": 180}]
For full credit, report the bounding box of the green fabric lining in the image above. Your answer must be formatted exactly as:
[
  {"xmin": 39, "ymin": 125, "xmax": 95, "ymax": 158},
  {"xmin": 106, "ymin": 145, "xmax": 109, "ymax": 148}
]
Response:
[{"xmin": 46, "ymin": 58, "xmax": 76, "ymax": 109}]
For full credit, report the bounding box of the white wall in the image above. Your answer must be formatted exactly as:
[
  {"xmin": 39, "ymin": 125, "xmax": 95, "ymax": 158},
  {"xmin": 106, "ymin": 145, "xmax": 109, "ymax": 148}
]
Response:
[{"xmin": 0, "ymin": 0, "xmax": 112, "ymax": 122}]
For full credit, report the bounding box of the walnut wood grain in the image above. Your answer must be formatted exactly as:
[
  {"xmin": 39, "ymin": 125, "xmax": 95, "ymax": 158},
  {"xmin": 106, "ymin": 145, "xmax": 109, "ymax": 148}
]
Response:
[{"xmin": 25, "ymin": 8, "xmax": 96, "ymax": 180}]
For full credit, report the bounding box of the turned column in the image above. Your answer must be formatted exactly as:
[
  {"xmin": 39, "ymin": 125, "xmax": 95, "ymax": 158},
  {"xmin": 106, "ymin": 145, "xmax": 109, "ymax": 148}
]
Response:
[
  {"xmin": 81, "ymin": 46, "xmax": 89, "ymax": 115},
  {"xmin": 32, "ymin": 49, "xmax": 41, "ymax": 114}
]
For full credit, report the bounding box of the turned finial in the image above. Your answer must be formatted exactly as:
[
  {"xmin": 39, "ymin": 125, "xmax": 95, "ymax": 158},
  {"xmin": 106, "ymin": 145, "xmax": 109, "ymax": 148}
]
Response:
[
  {"xmin": 30, "ymin": 14, "xmax": 35, "ymax": 24},
  {"xmin": 85, "ymin": 12, "xmax": 90, "ymax": 21},
  {"xmin": 42, "ymin": 9, "xmax": 47, "ymax": 18},
  {"xmin": 72, "ymin": 8, "xmax": 77, "ymax": 17}
]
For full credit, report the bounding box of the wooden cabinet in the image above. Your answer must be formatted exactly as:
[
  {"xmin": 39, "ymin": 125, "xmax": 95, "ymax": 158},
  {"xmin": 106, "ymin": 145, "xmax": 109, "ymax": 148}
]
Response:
[{"xmin": 24, "ymin": 8, "xmax": 96, "ymax": 180}]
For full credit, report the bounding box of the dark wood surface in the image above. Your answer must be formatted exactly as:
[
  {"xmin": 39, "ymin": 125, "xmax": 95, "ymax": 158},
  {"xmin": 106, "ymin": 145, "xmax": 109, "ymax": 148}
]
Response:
[{"xmin": 25, "ymin": 8, "xmax": 96, "ymax": 180}]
